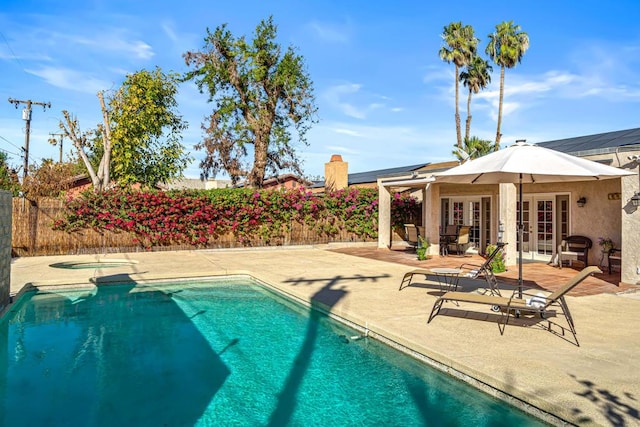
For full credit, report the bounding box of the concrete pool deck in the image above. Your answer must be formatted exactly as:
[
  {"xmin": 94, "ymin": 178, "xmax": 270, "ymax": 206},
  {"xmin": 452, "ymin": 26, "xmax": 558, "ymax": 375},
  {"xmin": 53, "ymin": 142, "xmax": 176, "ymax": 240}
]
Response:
[{"xmin": 9, "ymin": 246, "xmax": 640, "ymax": 426}]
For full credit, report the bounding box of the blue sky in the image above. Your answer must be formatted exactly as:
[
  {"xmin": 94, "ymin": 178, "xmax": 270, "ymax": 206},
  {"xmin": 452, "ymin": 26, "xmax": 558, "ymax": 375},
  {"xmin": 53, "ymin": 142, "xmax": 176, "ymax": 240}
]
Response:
[{"xmin": 1, "ymin": 0, "xmax": 639, "ymax": 180}]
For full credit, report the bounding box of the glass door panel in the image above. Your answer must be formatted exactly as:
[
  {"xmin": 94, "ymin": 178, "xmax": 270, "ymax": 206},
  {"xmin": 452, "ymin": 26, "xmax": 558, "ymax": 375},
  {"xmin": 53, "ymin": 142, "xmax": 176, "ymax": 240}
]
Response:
[{"xmin": 536, "ymin": 200, "xmax": 554, "ymax": 255}]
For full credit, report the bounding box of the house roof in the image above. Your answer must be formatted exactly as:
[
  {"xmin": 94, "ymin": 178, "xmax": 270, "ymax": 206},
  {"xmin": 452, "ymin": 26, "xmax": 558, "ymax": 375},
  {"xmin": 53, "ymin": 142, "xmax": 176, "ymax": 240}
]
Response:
[
  {"xmin": 311, "ymin": 162, "xmax": 429, "ymax": 188},
  {"xmin": 536, "ymin": 127, "xmax": 640, "ymax": 156},
  {"xmin": 262, "ymin": 173, "xmax": 312, "ymax": 187}
]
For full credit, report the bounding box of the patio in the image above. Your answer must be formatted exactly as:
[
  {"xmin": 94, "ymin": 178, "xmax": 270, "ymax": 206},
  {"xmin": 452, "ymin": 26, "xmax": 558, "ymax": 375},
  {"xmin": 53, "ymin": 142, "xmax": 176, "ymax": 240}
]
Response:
[{"xmin": 329, "ymin": 243, "xmax": 635, "ymax": 297}]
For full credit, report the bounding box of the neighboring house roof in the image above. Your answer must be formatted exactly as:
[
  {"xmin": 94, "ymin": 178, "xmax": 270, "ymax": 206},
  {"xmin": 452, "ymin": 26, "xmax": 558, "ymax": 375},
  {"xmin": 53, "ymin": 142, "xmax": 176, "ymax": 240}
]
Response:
[
  {"xmin": 261, "ymin": 173, "xmax": 312, "ymax": 188},
  {"xmin": 160, "ymin": 178, "xmax": 232, "ymax": 190},
  {"xmin": 311, "ymin": 163, "xmax": 429, "ymax": 188},
  {"xmin": 536, "ymin": 127, "xmax": 640, "ymax": 156}
]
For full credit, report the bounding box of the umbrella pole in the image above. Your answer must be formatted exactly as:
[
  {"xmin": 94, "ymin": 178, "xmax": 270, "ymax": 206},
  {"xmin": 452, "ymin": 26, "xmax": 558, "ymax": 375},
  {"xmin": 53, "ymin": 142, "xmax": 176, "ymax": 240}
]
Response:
[{"xmin": 518, "ymin": 175, "xmax": 523, "ymax": 298}]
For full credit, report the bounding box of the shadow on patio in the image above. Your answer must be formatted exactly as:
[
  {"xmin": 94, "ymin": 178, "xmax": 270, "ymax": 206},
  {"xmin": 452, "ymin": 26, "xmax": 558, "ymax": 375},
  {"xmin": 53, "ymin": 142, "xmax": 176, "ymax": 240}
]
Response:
[{"xmin": 329, "ymin": 244, "xmax": 634, "ymax": 297}]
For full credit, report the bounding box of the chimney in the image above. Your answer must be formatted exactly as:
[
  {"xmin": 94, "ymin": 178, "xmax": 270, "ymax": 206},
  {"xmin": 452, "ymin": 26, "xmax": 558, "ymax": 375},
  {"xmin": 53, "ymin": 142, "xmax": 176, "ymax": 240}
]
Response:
[{"xmin": 324, "ymin": 154, "xmax": 348, "ymax": 192}]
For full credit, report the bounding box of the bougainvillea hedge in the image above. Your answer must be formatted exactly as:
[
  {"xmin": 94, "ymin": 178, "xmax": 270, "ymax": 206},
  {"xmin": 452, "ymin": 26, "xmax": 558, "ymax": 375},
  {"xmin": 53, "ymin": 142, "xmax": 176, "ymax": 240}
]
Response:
[{"xmin": 52, "ymin": 187, "xmax": 421, "ymax": 249}]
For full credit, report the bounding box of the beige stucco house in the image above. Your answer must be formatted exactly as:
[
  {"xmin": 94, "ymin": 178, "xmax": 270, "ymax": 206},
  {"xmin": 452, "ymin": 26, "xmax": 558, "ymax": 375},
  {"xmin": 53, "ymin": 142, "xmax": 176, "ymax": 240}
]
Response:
[{"xmin": 377, "ymin": 128, "xmax": 640, "ymax": 286}]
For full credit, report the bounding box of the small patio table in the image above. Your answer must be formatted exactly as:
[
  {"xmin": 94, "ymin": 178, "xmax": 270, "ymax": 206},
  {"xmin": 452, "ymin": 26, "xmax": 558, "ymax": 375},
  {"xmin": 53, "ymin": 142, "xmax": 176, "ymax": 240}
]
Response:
[{"xmin": 430, "ymin": 267, "xmax": 463, "ymax": 293}]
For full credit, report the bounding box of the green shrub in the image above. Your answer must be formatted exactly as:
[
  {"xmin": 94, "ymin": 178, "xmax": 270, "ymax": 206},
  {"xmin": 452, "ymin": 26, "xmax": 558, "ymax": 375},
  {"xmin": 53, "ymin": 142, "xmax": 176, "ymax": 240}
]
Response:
[{"xmin": 485, "ymin": 243, "xmax": 506, "ymax": 273}]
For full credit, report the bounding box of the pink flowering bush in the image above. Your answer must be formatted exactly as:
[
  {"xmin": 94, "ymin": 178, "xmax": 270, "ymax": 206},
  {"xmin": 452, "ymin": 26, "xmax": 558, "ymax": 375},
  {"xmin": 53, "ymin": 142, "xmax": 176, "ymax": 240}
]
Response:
[{"xmin": 53, "ymin": 187, "xmax": 420, "ymax": 249}]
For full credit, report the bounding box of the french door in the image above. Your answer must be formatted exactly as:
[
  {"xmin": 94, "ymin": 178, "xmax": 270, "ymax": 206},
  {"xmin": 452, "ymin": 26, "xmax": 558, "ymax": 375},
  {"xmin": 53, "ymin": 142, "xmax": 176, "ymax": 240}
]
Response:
[
  {"xmin": 517, "ymin": 196, "xmax": 555, "ymax": 261},
  {"xmin": 443, "ymin": 197, "xmax": 487, "ymax": 253}
]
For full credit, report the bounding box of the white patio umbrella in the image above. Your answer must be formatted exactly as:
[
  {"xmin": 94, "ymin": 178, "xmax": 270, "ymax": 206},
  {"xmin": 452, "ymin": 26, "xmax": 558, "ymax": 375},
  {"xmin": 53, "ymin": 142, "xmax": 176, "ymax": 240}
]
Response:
[{"xmin": 435, "ymin": 140, "xmax": 634, "ymax": 296}]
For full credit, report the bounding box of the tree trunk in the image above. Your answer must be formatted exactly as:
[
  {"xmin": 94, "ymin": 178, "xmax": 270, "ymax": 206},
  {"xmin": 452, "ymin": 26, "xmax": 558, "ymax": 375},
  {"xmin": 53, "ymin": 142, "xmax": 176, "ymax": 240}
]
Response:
[
  {"xmin": 454, "ymin": 64, "xmax": 462, "ymax": 149},
  {"xmin": 465, "ymin": 89, "xmax": 472, "ymax": 142},
  {"xmin": 495, "ymin": 66, "xmax": 505, "ymax": 149},
  {"xmin": 98, "ymin": 92, "xmax": 112, "ymax": 191},
  {"xmin": 249, "ymin": 134, "xmax": 268, "ymax": 188}
]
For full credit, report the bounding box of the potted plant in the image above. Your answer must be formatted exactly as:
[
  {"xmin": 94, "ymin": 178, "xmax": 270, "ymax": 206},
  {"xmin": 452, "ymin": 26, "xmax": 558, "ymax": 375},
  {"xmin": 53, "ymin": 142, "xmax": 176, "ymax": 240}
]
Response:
[
  {"xmin": 416, "ymin": 235, "xmax": 430, "ymax": 261},
  {"xmin": 598, "ymin": 237, "xmax": 615, "ymax": 253},
  {"xmin": 485, "ymin": 244, "xmax": 506, "ymax": 273}
]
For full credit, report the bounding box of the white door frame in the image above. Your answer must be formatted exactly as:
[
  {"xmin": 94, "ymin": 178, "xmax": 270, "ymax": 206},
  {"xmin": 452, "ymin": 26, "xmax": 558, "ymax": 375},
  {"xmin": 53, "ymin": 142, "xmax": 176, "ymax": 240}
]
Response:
[
  {"xmin": 443, "ymin": 195, "xmax": 491, "ymax": 253},
  {"xmin": 519, "ymin": 193, "xmax": 569, "ymax": 262}
]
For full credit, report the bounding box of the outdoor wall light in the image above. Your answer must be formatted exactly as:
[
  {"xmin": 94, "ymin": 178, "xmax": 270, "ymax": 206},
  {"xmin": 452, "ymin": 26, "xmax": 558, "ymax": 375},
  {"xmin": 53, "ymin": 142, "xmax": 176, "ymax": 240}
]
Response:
[
  {"xmin": 577, "ymin": 197, "xmax": 587, "ymax": 207},
  {"xmin": 497, "ymin": 221, "xmax": 505, "ymax": 243},
  {"xmin": 631, "ymin": 192, "xmax": 640, "ymax": 208}
]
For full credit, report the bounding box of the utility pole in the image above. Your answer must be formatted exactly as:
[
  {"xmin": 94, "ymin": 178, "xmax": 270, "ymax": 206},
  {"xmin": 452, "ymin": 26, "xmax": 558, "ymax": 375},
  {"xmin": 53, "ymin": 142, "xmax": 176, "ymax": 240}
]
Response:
[
  {"xmin": 48, "ymin": 133, "xmax": 65, "ymax": 163},
  {"xmin": 8, "ymin": 98, "xmax": 51, "ymax": 181}
]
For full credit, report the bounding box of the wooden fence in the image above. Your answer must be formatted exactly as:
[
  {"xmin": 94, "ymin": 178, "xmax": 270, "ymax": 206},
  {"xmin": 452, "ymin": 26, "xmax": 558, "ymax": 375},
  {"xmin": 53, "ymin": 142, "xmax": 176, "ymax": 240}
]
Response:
[{"xmin": 11, "ymin": 198, "xmax": 376, "ymax": 257}]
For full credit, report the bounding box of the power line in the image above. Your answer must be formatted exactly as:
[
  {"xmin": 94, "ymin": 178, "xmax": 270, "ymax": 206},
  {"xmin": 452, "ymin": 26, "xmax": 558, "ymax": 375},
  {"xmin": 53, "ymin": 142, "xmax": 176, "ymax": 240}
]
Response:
[
  {"xmin": 7, "ymin": 98, "xmax": 51, "ymax": 181},
  {"xmin": 0, "ymin": 146, "xmax": 22, "ymax": 158},
  {"xmin": 0, "ymin": 31, "xmax": 26, "ymax": 72},
  {"xmin": 0, "ymin": 134, "xmax": 23, "ymax": 152}
]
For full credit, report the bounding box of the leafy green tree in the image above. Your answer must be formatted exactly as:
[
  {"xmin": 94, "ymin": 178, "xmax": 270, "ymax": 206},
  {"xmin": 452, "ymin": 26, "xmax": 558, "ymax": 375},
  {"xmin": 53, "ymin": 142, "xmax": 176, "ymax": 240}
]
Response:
[
  {"xmin": 59, "ymin": 68, "xmax": 189, "ymax": 192},
  {"xmin": 452, "ymin": 136, "xmax": 494, "ymax": 161},
  {"xmin": 108, "ymin": 68, "xmax": 190, "ymax": 186},
  {"xmin": 439, "ymin": 22, "xmax": 478, "ymax": 150},
  {"xmin": 459, "ymin": 55, "xmax": 492, "ymax": 142},
  {"xmin": 0, "ymin": 151, "xmax": 20, "ymax": 195},
  {"xmin": 486, "ymin": 21, "xmax": 529, "ymax": 148},
  {"xmin": 183, "ymin": 16, "xmax": 317, "ymax": 188}
]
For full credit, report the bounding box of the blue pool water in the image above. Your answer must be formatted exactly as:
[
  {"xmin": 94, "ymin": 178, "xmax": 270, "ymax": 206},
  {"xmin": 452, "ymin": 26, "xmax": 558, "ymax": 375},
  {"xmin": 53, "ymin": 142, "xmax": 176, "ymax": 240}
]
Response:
[{"xmin": 0, "ymin": 278, "xmax": 547, "ymax": 426}]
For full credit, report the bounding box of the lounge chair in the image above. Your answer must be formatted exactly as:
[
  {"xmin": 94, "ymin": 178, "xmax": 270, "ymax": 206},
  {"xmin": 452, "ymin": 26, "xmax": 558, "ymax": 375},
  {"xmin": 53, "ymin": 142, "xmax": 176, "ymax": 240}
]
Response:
[
  {"xmin": 458, "ymin": 242, "xmax": 507, "ymax": 296},
  {"xmin": 399, "ymin": 242, "xmax": 507, "ymax": 294},
  {"xmin": 427, "ymin": 266, "xmax": 601, "ymax": 346}
]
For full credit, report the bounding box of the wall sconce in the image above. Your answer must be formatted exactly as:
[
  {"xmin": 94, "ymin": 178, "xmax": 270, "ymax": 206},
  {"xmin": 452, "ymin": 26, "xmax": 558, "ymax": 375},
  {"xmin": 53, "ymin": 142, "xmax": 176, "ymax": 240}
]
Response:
[
  {"xmin": 497, "ymin": 220, "xmax": 505, "ymax": 243},
  {"xmin": 577, "ymin": 197, "xmax": 587, "ymax": 207},
  {"xmin": 631, "ymin": 192, "xmax": 640, "ymax": 208}
]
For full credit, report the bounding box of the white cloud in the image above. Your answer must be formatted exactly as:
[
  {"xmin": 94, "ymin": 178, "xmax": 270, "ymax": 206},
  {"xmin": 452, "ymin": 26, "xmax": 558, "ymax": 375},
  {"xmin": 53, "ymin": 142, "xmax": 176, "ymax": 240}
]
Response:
[
  {"xmin": 334, "ymin": 128, "xmax": 362, "ymax": 137},
  {"xmin": 162, "ymin": 22, "xmax": 179, "ymax": 42},
  {"xmin": 326, "ymin": 145, "xmax": 359, "ymax": 154},
  {"xmin": 323, "ymin": 83, "xmax": 366, "ymax": 119},
  {"xmin": 67, "ymin": 32, "xmax": 154, "ymax": 60},
  {"xmin": 308, "ymin": 21, "xmax": 350, "ymax": 43},
  {"xmin": 322, "ymin": 83, "xmax": 400, "ymax": 119},
  {"xmin": 423, "ymin": 66, "xmax": 451, "ymax": 84},
  {"xmin": 25, "ymin": 66, "xmax": 112, "ymax": 93}
]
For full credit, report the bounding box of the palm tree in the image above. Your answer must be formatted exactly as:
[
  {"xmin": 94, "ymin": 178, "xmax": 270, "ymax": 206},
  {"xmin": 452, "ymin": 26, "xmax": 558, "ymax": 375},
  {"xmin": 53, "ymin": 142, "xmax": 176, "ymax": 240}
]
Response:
[
  {"xmin": 439, "ymin": 22, "xmax": 478, "ymax": 150},
  {"xmin": 459, "ymin": 55, "xmax": 492, "ymax": 142},
  {"xmin": 486, "ymin": 21, "xmax": 529, "ymax": 149},
  {"xmin": 452, "ymin": 136, "xmax": 495, "ymax": 162}
]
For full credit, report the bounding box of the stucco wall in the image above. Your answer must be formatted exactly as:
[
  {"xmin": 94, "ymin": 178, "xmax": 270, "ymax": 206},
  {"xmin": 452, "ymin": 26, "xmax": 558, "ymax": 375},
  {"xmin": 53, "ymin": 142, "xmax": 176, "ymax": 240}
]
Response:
[{"xmin": 0, "ymin": 191, "xmax": 12, "ymax": 312}]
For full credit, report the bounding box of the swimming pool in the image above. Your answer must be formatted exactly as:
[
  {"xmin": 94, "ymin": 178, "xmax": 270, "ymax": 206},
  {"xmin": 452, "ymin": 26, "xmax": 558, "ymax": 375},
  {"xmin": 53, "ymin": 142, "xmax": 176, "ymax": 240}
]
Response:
[{"xmin": 0, "ymin": 277, "xmax": 547, "ymax": 426}]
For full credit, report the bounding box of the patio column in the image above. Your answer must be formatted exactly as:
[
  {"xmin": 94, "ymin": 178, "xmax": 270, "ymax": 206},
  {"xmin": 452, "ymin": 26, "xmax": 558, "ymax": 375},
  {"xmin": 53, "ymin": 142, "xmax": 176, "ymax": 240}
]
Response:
[
  {"xmin": 498, "ymin": 183, "xmax": 517, "ymax": 267},
  {"xmin": 621, "ymin": 173, "xmax": 640, "ymax": 284},
  {"xmin": 423, "ymin": 183, "xmax": 440, "ymax": 256},
  {"xmin": 377, "ymin": 180, "xmax": 392, "ymax": 248}
]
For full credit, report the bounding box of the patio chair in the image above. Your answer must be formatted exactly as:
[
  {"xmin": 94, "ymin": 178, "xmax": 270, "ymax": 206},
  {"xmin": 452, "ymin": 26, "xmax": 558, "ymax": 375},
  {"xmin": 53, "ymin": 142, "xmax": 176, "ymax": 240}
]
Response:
[
  {"xmin": 439, "ymin": 224, "xmax": 458, "ymax": 256},
  {"xmin": 403, "ymin": 224, "xmax": 419, "ymax": 248},
  {"xmin": 557, "ymin": 235, "xmax": 592, "ymax": 269},
  {"xmin": 452, "ymin": 225, "xmax": 470, "ymax": 255},
  {"xmin": 427, "ymin": 266, "xmax": 601, "ymax": 346},
  {"xmin": 458, "ymin": 242, "xmax": 507, "ymax": 296},
  {"xmin": 608, "ymin": 248, "xmax": 621, "ymax": 275}
]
